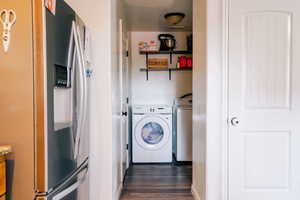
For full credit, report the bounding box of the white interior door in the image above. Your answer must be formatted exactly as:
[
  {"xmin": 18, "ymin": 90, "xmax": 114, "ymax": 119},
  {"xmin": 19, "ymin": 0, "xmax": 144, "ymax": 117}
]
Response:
[
  {"xmin": 119, "ymin": 19, "xmax": 129, "ymax": 180},
  {"xmin": 228, "ymin": 0, "xmax": 300, "ymax": 200},
  {"xmin": 124, "ymin": 34, "xmax": 130, "ymax": 170}
]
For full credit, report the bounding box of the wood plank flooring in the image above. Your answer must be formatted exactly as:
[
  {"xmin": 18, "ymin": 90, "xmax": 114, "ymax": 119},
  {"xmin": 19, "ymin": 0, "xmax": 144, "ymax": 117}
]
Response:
[{"xmin": 120, "ymin": 164, "xmax": 194, "ymax": 200}]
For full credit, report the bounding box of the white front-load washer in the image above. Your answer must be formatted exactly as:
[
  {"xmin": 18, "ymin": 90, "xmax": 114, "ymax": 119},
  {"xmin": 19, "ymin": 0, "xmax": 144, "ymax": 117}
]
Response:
[{"xmin": 132, "ymin": 105, "xmax": 173, "ymax": 163}]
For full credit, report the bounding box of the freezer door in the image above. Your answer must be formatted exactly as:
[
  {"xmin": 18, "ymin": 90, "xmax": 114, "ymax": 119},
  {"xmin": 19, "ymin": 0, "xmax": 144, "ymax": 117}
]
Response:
[
  {"xmin": 36, "ymin": 160, "xmax": 89, "ymax": 200},
  {"xmin": 35, "ymin": 177, "xmax": 87, "ymax": 200}
]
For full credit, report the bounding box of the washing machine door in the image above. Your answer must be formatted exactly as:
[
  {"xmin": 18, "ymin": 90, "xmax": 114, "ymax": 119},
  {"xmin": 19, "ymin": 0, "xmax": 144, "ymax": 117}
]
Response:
[{"xmin": 135, "ymin": 116, "xmax": 170, "ymax": 151}]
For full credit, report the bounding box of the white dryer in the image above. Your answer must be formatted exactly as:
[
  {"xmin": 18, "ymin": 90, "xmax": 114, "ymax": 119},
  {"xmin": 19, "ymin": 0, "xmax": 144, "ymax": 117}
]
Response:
[
  {"xmin": 173, "ymin": 94, "xmax": 193, "ymax": 162},
  {"xmin": 132, "ymin": 105, "xmax": 173, "ymax": 163}
]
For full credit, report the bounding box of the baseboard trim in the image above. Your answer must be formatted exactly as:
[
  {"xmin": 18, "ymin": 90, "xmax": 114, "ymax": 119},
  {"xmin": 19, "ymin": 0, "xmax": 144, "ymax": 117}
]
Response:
[{"xmin": 191, "ymin": 184, "xmax": 201, "ymax": 200}]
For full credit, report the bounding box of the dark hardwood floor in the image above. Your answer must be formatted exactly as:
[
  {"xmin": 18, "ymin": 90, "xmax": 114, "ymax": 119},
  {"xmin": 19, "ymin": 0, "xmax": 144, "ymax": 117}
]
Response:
[{"xmin": 120, "ymin": 164, "xmax": 194, "ymax": 200}]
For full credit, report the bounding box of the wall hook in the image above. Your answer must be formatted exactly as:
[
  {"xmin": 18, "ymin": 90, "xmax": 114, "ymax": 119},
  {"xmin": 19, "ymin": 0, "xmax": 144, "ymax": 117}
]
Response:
[{"xmin": 0, "ymin": 9, "xmax": 16, "ymax": 53}]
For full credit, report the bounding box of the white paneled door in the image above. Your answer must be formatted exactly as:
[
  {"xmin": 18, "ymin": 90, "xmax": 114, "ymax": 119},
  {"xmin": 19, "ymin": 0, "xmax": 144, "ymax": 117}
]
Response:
[
  {"xmin": 228, "ymin": 0, "xmax": 300, "ymax": 200},
  {"xmin": 119, "ymin": 19, "xmax": 129, "ymax": 182}
]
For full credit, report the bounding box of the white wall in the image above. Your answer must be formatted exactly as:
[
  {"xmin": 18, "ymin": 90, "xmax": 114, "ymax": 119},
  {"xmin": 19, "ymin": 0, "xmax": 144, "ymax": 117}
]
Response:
[
  {"xmin": 130, "ymin": 32, "xmax": 193, "ymax": 106},
  {"xmin": 64, "ymin": 0, "xmax": 114, "ymax": 200},
  {"xmin": 192, "ymin": 0, "xmax": 206, "ymax": 200}
]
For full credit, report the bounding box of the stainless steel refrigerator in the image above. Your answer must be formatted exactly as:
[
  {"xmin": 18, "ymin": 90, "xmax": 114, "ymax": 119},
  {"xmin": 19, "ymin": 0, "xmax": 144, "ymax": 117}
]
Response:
[{"xmin": 35, "ymin": 1, "xmax": 90, "ymax": 199}]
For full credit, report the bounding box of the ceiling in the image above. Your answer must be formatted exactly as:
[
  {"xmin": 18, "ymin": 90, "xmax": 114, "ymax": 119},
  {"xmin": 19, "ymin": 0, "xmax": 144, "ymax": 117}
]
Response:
[{"xmin": 124, "ymin": 0, "xmax": 193, "ymax": 32}]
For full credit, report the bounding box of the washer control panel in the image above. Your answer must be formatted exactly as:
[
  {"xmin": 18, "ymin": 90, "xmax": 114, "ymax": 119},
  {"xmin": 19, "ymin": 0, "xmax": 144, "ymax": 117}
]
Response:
[{"xmin": 133, "ymin": 105, "xmax": 172, "ymax": 114}]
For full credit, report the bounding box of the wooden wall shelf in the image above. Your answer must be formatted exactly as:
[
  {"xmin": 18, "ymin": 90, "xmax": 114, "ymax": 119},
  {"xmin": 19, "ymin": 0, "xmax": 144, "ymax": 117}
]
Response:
[
  {"xmin": 140, "ymin": 68, "xmax": 192, "ymax": 72},
  {"xmin": 140, "ymin": 50, "xmax": 193, "ymax": 80},
  {"xmin": 140, "ymin": 68, "xmax": 192, "ymax": 80},
  {"xmin": 140, "ymin": 50, "xmax": 192, "ymax": 55}
]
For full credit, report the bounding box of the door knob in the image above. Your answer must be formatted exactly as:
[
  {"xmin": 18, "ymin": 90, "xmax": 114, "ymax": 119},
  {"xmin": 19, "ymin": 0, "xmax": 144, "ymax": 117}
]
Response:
[{"xmin": 230, "ymin": 117, "xmax": 239, "ymax": 126}]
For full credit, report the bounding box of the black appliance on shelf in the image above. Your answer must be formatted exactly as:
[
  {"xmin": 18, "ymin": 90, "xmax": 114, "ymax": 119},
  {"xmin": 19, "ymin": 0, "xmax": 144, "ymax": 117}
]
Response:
[{"xmin": 158, "ymin": 34, "xmax": 176, "ymax": 51}]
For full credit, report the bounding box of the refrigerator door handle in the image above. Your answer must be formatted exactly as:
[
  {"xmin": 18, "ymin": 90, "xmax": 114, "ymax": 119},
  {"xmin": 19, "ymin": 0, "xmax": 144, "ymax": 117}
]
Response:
[
  {"xmin": 52, "ymin": 179, "xmax": 82, "ymax": 200},
  {"xmin": 35, "ymin": 159, "xmax": 88, "ymax": 200},
  {"xmin": 71, "ymin": 49, "xmax": 76, "ymax": 143},
  {"xmin": 66, "ymin": 23, "xmax": 74, "ymax": 88},
  {"xmin": 73, "ymin": 21, "xmax": 85, "ymax": 160},
  {"xmin": 68, "ymin": 22, "xmax": 78, "ymax": 146},
  {"xmin": 76, "ymin": 23, "xmax": 88, "ymax": 152}
]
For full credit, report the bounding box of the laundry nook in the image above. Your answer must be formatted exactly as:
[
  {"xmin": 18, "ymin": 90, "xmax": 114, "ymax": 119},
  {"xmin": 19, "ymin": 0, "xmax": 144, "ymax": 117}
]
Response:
[{"xmin": 119, "ymin": 1, "xmax": 195, "ymax": 199}]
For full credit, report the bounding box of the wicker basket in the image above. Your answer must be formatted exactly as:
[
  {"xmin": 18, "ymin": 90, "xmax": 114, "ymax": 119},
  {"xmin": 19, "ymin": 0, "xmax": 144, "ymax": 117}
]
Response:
[{"xmin": 148, "ymin": 58, "xmax": 169, "ymax": 69}]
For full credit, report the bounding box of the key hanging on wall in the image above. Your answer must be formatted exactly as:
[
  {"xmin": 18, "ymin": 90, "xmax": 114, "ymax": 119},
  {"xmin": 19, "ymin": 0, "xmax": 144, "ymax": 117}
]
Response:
[{"xmin": 0, "ymin": 9, "xmax": 16, "ymax": 53}]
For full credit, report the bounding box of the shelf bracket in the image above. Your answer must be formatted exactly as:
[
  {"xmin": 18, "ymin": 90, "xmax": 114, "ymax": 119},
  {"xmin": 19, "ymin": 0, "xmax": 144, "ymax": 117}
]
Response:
[
  {"xmin": 169, "ymin": 69, "xmax": 172, "ymax": 80},
  {"xmin": 146, "ymin": 52, "xmax": 149, "ymax": 67},
  {"xmin": 146, "ymin": 52, "xmax": 149, "ymax": 81},
  {"xmin": 146, "ymin": 68, "xmax": 149, "ymax": 81}
]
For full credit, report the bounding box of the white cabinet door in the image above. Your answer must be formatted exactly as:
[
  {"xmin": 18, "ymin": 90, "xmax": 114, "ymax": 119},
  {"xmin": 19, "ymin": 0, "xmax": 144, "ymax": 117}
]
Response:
[{"xmin": 228, "ymin": 0, "xmax": 300, "ymax": 199}]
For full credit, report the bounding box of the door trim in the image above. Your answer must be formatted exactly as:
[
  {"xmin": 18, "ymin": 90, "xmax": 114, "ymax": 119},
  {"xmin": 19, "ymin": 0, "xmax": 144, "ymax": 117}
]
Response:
[
  {"xmin": 222, "ymin": 0, "xmax": 229, "ymax": 200},
  {"xmin": 33, "ymin": 0, "xmax": 47, "ymax": 193},
  {"xmin": 206, "ymin": 0, "xmax": 229, "ymax": 200}
]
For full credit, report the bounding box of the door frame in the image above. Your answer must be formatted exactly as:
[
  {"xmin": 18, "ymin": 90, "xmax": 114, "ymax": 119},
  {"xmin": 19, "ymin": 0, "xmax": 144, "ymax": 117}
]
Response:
[
  {"xmin": 206, "ymin": 0, "xmax": 229, "ymax": 200},
  {"xmin": 33, "ymin": 0, "xmax": 47, "ymax": 193},
  {"xmin": 118, "ymin": 18, "xmax": 129, "ymax": 181}
]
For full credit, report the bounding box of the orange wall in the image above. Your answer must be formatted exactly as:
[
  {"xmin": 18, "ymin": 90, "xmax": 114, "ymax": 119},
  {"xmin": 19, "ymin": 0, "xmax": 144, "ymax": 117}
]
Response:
[{"xmin": 0, "ymin": 0, "xmax": 35, "ymax": 199}]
